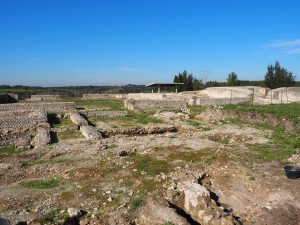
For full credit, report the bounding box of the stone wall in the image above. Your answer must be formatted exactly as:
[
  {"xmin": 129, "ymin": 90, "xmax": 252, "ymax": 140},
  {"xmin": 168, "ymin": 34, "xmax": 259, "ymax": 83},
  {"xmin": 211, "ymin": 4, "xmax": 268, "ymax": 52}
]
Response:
[
  {"xmin": 0, "ymin": 111, "xmax": 48, "ymax": 129},
  {"xmin": 69, "ymin": 111, "xmax": 88, "ymax": 126},
  {"xmin": 188, "ymin": 96, "xmax": 253, "ymax": 106},
  {"xmin": 82, "ymin": 94, "xmax": 128, "ymax": 100},
  {"xmin": 269, "ymin": 87, "xmax": 300, "ymax": 103},
  {"xmin": 80, "ymin": 125, "xmax": 102, "ymax": 140},
  {"xmin": 125, "ymin": 98, "xmax": 186, "ymax": 111},
  {"xmin": 0, "ymin": 94, "xmax": 18, "ymax": 104},
  {"xmin": 201, "ymin": 87, "xmax": 253, "ymax": 98},
  {"xmin": 80, "ymin": 110, "xmax": 128, "ymax": 118},
  {"xmin": 30, "ymin": 95, "xmax": 61, "ymax": 101},
  {"xmin": 0, "ymin": 111, "xmax": 49, "ymax": 148},
  {"xmin": 0, "ymin": 102, "xmax": 76, "ymax": 112},
  {"xmin": 32, "ymin": 125, "xmax": 51, "ymax": 148}
]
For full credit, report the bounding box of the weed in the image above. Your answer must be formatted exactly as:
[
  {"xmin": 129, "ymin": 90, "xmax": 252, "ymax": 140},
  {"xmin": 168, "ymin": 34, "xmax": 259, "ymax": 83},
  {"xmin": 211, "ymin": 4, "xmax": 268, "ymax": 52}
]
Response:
[
  {"xmin": 0, "ymin": 147, "xmax": 27, "ymax": 154},
  {"xmin": 129, "ymin": 198, "xmax": 145, "ymax": 213},
  {"xmin": 190, "ymin": 106, "xmax": 207, "ymax": 115},
  {"xmin": 129, "ymin": 153, "xmax": 170, "ymax": 176},
  {"xmin": 185, "ymin": 119, "xmax": 202, "ymax": 127},
  {"xmin": 249, "ymin": 176, "xmax": 256, "ymax": 181},
  {"xmin": 21, "ymin": 158, "xmax": 68, "ymax": 167},
  {"xmin": 161, "ymin": 222, "xmax": 175, "ymax": 225},
  {"xmin": 109, "ymin": 144, "xmax": 119, "ymax": 149},
  {"xmin": 44, "ymin": 207, "xmax": 69, "ymax": 221},
  {"xmin": 58, "ymin": 130, "xmax": 83, "ymax": 139},
  {"xmin": 124, "ymin": 181, "xmax": 134, "ymax": 187},
  {"xmin": 205, "ymin": 156, "xmax": 217, "ymax": 165},
  {"xmin": 20, "ymin": 178, "xmax": 59, "ymax": 189}
]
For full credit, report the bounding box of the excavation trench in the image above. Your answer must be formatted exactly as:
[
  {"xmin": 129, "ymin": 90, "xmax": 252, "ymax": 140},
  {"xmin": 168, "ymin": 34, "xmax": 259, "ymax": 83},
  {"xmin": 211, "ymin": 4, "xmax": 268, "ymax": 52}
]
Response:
[{"xmin": 100, "ymin": 126, "xmax": 178, "ymax": 138}]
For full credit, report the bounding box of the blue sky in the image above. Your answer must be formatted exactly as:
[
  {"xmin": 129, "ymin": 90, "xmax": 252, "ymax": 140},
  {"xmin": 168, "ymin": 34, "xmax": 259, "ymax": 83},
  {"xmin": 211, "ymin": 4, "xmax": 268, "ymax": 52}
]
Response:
[{"xmin": 1, "ymin": 0, "xmax": 300, "ymax": 86}]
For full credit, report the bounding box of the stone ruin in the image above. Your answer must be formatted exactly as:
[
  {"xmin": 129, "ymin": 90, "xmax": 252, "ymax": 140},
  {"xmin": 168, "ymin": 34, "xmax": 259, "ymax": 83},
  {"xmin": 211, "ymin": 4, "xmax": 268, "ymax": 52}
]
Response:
[
  {"xmin": 29, "ymin": 94, "xmax": 61, "ymax": 101},
  {"xmin": 0, "ymin": 93, "xmax": 18, "ymax": 104},
  {"xmin": 124, "ymin": 86, "xmax": 300, "ymax": 111},
  {"xmin": 0, "ymin": 102, "xmax": 76, "ymax": 149}
]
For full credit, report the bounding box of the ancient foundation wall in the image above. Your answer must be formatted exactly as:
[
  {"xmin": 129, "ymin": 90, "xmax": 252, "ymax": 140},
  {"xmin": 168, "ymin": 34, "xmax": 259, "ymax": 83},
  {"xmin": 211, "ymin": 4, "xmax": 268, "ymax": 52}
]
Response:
[
  {"xmin": 125, "ymin": 98, "xmax": 186, "ymax": 111},
  {"xmin": 80, "ymin": 125, "xmax": 102, "ymax": 140},
  {"xmin": 80, "ymin": 111, "xmax": 128, "ymax": 118},
  {"xmin": 30, "ymin": 95, "xmax": 61, "ymax": 101},
  {"xmin": 0, "ymin": 102, "xmax": 76, "ymax": 112},
  {"xmin": 0, "ymin": 94, "xmax": 18, "ymax": 104},
  {"xmin": 201, "ymin": 87, "xmax": 253, "ymax": 98},
  {"xmin": 0, "ymin": 110, "xmax": 49, "ymax": 148},
  {"xmin": 270, "ymin": 87, "xmax": 300, "ymax": 103},
  {"xmin": 69, "ymin": 111, "xmax": 88, "ymax": 126},
  {"xmin": 188, "ymin": 97, "xmax": 252, "ymax": 106},
  {"xmin": 82, "ymin": 94, "xmax": 127, "ymax": 100},
  {"xmin": 0, "ymin": 111, "xmax": 48, "ymax": 129}
]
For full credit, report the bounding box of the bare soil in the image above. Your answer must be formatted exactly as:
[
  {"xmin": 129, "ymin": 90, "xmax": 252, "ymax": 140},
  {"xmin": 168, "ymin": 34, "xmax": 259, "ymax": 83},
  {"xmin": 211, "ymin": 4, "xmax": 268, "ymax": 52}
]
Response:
[{"xmin": 0, "ymin": 109, "xmax": 299, "ymax": 224}]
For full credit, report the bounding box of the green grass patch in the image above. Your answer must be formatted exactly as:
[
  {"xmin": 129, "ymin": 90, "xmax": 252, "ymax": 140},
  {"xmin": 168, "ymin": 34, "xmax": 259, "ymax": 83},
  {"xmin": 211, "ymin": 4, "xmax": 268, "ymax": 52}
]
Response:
[
  {"xmin": 0, "ymin": 147, "xmax": 27, "ymax": 154},
  {"xmin": 222, "ymin": 103, "xmax": 300, "ymax": 123},
  {"xmin": 109, "ymin": 144, "xmax": 119, "ymax": 149},
  {"xmin": 220, "ymin": 119, "xmax": 297, "ymax": 162},
  {"xmin": 21, "ymin": 158, "xmax": 69, "ymax": 167},
  {"xmin": 129, "ymin": 198, "xmax": 145, "ymax": 214},
  {"xmin": 90, "ymin": 111, "xmax": 163, "ymax": 127},
  {"xmin": 47, "ymin": 113, "xmax": 74, "ymax": 128},
  {"xmin": 20, "ymin": 178, "xmax": 59, "ymax": 189},
  {"xmin": 247, "ymin": 143, "xmax": 294, "ymax": 161},
  {"xmin": 190, "ymin": 105, "xmax": 207, "ymax": 115},
  {"xmin": 129, "ymin": 153, "xmax": 171, "ymax": 176},
  {"xmin": 44, "ymin": 207, "xmax": 69, "ymax": 221},
  {"xmin": 64, "ymin": 99, "xmax": 125, "ymax": 111},
  {"xmin": 58, "ymin": 130, "xmax": 83, "ymax": 139}
]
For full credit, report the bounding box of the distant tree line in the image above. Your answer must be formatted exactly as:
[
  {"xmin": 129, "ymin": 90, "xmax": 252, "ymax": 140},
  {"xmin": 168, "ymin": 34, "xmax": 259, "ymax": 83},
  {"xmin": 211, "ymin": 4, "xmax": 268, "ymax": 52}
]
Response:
[{"xmin": 173, "ymin": 61, "xmax": 297, "ymax": 92}]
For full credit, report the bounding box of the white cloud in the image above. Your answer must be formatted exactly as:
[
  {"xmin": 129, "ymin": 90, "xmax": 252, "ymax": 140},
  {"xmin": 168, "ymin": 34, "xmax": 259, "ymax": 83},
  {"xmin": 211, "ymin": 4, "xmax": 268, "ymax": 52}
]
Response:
[
  {"xmin": 117, "ymin": 66, "xmax": 139, "ymax": 72},
  {"xmin": 263, "ymin": 39, "xmax": 300, "ymax": 55},
  {"xmin": 266, "ymin": 39, "xmax": 300, "ymax": 48}
]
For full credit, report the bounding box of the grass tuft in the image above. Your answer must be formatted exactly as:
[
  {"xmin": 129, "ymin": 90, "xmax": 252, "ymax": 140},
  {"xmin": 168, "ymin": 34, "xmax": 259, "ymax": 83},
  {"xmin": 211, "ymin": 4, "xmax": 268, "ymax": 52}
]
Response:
[{"xmin": 20, "ymin": 178, "xmax": 59, "ymax": 189}]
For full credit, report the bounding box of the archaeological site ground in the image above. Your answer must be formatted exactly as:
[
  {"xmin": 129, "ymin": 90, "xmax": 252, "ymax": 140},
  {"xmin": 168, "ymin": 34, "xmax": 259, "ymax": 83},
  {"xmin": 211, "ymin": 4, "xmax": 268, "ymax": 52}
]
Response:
[{"xmin": 0, "ymin": 87, "xmax": 300, "ymax": 225}]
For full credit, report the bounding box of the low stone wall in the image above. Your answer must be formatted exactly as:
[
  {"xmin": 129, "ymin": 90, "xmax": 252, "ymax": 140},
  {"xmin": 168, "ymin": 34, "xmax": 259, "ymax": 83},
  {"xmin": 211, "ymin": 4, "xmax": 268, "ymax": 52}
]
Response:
[
  {"xmin": 0, "ymin": 94, "xmax": 18, "ymax": 104},
  {"xmin": 0, "ymin": 102, "xmax": 76, "ymax": 112},
  {"xmin": 80, "ymin": 111, "xmax": 128, "ymax": 117},
  {"xmin": 80, "ymin": 125, "xmax": 102, "ymax": 140},
  {"xmin": 32, "ymin": 127, "xmax": 51, "ymax": 147},
  {"xmin": 201, "ymin": 87, "xmax": 253, "ymax": 98},
  {"xmin": 125, "ymin": 98, "xmax": 186, "ymax": 111},
  {"xmin": 0, "ymin": 111, "xmax": 49, "ymax": 148},
  {"xmin": 0, "ymin": 111, "xmax": 48, "ymax": 129},
  {"xmin": 30, "ymin": 95, "xmax": 61, "ymax": 101},
  {"xmin": 69, "ymin": 111, "xmax": 88, "ymax": 126},
  {"xmin": 82, "ymin": 94, "xmax": 127, "ymax": 100},
  {"xmin": 270, "ymin": 87, "xmax": 300, "ymax": 103},
  {"xmin": 0, "ymin": 128, "xmax": 32, "ymax": 148},
  {"xmin": 188, "ymin": 97, "xmax": 252, "ymax": 106}
]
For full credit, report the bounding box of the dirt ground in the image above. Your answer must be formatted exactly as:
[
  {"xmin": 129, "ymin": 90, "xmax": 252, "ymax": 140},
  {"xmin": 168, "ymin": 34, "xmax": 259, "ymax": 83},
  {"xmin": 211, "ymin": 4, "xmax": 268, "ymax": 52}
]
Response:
[{"xmin": 0, "ymin": 109, "xmax": 300, "ymax": 225}]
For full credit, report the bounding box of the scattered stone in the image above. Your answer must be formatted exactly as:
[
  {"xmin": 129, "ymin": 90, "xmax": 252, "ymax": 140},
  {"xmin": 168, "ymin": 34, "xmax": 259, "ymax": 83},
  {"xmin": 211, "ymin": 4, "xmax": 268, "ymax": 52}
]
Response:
[
  {"xmin": 0, "ymin": 163, "xmax": 11, "ymax": 170},
  {"xmin": 67, "ymin": 208, "xmax": 81, "ymax": 217}
]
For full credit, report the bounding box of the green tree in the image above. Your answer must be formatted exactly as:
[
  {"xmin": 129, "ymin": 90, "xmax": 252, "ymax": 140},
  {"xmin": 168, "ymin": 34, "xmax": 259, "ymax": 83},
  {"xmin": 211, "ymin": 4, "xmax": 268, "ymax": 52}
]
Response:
[
  {"xmin": 264, "ymin": 61, "xmax": 296, "ymax": 89},
  {"xmin": 174, "ymin": 71, "xmax": 203, "ymax": 91},
  {"xmin": 227, "ymin": 72, "xmax": 240, "ymax": 86}
]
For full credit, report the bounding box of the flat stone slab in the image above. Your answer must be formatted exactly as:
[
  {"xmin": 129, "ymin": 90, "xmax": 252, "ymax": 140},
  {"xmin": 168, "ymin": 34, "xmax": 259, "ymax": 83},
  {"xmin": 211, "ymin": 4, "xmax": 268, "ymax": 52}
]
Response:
[{"xmin": 80, "ymin": 125, "xmax": 102, "ymax": 140}]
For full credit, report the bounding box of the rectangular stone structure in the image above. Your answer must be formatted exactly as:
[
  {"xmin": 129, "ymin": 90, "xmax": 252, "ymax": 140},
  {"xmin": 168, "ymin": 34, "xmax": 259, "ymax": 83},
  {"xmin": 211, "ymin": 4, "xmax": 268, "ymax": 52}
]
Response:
[{"xmin": 0, "ymin": 102, "xmax": 76, "ymax": 112}]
